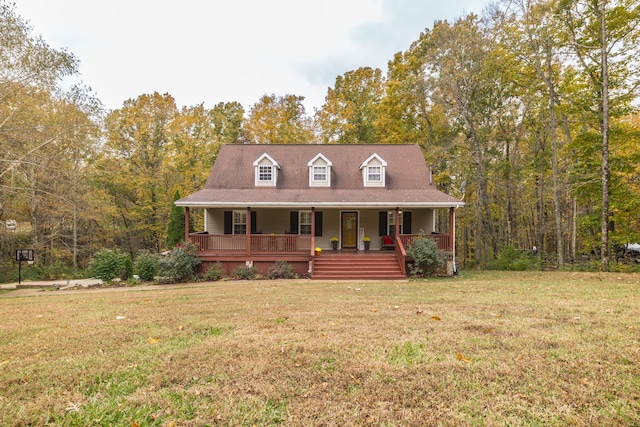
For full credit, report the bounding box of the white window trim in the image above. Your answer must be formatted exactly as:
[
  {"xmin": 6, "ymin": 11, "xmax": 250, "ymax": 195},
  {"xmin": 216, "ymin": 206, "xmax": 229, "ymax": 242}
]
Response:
[
  {"xmin": 308, "ymin": 153, "xmax": 332, "ymax": 187},
  {"xmin": 253, "ymin": 153, "xmax": 280, "ymax": 187},
  {"xmin": 360, "ymin": 153, "xmax": 387, "ymax": 187}
]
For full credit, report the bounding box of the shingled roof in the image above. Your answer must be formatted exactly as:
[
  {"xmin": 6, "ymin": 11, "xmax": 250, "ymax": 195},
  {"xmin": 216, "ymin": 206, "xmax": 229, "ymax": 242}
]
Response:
[{"xmin": 176, "ymin": 144, "xmax": 463, "ymax": 209}]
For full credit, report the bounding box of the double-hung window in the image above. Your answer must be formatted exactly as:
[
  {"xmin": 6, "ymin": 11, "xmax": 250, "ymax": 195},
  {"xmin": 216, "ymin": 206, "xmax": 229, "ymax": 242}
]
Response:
[
  {"xmin": 299, "ymin": 211, "xmax": 312, "ymax": 235},
  {"xmin": 258, "ymin": 165, "xmax": 272, "ymax": 182},
  {"xmin": 233, "ymin": 210, "xmax": 247, "ymax": 235},
  {"xmin": 368, "ymin": 166, "xmax": 382, "ymax": 182}
]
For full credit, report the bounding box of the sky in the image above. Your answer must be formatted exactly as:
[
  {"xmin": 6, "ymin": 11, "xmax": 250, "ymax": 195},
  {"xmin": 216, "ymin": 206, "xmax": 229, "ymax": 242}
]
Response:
[{"xmin": 15, "ymin": 0, "xmax": 489, "ymax": 113}]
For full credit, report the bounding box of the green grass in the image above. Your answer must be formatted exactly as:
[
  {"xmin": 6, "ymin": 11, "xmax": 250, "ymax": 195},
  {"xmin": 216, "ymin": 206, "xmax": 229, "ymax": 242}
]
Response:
[{"xmin": 0, "ymin": 271, "xmax": 639, "ymax": 426}]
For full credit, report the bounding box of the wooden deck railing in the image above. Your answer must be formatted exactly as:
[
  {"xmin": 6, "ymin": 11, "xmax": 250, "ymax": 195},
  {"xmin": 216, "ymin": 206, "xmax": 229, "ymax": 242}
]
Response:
[
  {"xmin": 189, "ymin": 233, "xmax": 312, "ymax": 255},
  {"xmin": 399, "ymin": 234, "xmax": 452, "ymax": 252}
]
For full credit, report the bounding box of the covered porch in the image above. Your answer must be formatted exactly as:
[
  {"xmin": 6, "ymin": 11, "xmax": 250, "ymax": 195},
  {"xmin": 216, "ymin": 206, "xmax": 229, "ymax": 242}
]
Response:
[{"xmin": 183, "ymin": 206, "xmax": 458, "ymax": 278}]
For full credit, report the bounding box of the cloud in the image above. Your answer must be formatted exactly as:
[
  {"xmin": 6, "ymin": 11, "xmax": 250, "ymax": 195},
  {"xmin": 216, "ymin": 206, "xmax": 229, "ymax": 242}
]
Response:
[{"xmin": 15, "ymin": 0, "xmax": 488, "ymax": 113}]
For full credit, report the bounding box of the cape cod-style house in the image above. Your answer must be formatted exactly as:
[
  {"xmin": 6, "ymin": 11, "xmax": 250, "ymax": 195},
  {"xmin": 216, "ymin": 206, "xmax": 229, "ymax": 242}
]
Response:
[{"xmin": 175, "ymin": 144, "xmax": 464, "ymax": 279}]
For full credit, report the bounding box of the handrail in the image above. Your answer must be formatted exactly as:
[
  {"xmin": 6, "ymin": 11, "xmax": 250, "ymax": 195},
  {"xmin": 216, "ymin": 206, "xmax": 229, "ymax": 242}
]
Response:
[
  {"xmin": 395, "ymin": 235, "xmax": 406, "ymax": 277},
  {"xmin": 189, "ymin": 233, "xmax": 311, "ymax": 255}
]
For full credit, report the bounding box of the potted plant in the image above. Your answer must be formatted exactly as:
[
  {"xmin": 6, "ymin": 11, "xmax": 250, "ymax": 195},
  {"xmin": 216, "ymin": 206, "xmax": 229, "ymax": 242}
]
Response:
[
  {"xmin": 330, "ymin": 237, "xmax": 339, "ymax": 250},
  {"xmin": 315, "ymin": 247, "xmax": 322, "ymax": 256},
  {"xmin": 363, "ymin": 236, "xmax": 371, "ymax": 251}
]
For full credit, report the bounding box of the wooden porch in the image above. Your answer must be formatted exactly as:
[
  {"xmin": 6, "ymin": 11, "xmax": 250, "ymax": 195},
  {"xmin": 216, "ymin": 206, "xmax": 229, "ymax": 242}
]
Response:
[
  {"xmin": 188, "ymin": 232, "xmax": 453, "ymax": 256},
  {"xmin": 188, "ymin": 233, "xmax": 454, "ymax": 279}
]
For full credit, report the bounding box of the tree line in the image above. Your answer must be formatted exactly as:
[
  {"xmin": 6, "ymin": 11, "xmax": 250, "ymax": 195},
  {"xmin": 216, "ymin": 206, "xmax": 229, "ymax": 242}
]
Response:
[{"xmin": 1, "ymin": 0, "xmax": 639, "ymax": 279}]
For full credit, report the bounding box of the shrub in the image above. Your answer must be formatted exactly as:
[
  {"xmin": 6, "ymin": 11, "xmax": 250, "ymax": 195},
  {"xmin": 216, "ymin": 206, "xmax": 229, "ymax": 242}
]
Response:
[
  {"xmin": 134, "ymin": 250, "xmax": 159, "ymax": 281},
  {"xmin": 158, "ymin": 242, "xmax": 201, "ymax": 283},
  {"xmin": 267, "ymin": 260, "xmax": 296, "ymax": 279},
  {"xmin": 88, "ymin": 248, "xmax": 132, "ymax": 281},
  {"xmin": 203, "ymin": 262, "xmax": 225, "ymax": 281},
  {"xmin": 490, "ymin": 245, "xmax": 540, "ymax": 271},
  {"xmin": 406, "ymin": 233, "xmax": 447, "ymax": 277},
  {"xmin": 232, "ymin": 264, "xmax": 258, "ymax": 280}
]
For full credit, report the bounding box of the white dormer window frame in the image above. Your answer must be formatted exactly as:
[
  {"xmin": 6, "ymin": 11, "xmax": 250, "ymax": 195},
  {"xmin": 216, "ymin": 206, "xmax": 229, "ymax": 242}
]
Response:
[
  {"xmin": 307, "ymin": 153, "xmax": 332, "ymax": 187},
  {"xmin": 360, "ymin": 153, "xmax": 387, "ymax": 187},
  {"xmin": 253, "ymin": 153, "xmax": 280, "ymax": 187}
]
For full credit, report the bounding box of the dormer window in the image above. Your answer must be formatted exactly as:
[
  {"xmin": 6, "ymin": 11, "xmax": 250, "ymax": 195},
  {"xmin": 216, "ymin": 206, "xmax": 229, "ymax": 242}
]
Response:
[
  {"xmin": 253, "ymin": 153, "xmax": 280, "ymax": 187},
  {"xmin": 308, "ymin": 153, "xmax": 332, "ymax": 187},
  {"xmin": 360, "ymin": 153, "xmax": 387, "ymax": 187}
]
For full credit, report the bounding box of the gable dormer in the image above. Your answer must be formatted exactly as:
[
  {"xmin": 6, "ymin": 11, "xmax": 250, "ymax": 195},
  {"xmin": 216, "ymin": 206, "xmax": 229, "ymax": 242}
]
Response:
[
  {"xmin": 360, "ymin": 153, "xmax": 387, "ymax": 187},
  {"xmin": 307, "ymin": 153, "xmax": 332, "ymax": 187},
  {"xmin": 253, "ymin": 153, "xmax": 280, "ymax": 187}
]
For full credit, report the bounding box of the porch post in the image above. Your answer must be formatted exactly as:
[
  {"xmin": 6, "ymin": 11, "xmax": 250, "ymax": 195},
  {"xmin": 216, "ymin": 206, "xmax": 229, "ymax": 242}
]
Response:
[
  {"xmin": 395, "ymin": 208, "xmax": 400, "ymax": 238},
  {"xmin": 310, "ymin": 207, "xmax": 316, "ymax": 256},
  {"xmin": 247, "ymin": 207, "xmax": 252, "ymax": 256},
  {"xmin": 449, "ymin": 207, "xmax": 456, "ymax": 257},
  {"xmin": 185, "ymin": 207, "xmax": 190, "ymax": 242}
]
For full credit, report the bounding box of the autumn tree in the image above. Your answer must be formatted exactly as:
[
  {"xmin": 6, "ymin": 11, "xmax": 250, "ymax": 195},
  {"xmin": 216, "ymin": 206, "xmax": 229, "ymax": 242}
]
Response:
[
  {"xmin": 316, "ymin": 67, "xmax": 385, "ymax": 144},
  {"xmin": 558, "ymin": 0, "xmax": 640, "ymax": 270},
  {"xmin": 243, "ymin": 94, "xmax": 314, "ymax": 144},
  {"xmin": 99, "ymin": 92, "xmax": 179, "ymax": 254}
]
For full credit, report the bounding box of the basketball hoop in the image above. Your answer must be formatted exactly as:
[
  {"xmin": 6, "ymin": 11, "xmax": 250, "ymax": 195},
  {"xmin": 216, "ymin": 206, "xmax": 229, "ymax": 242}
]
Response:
[{"xmin": 15, "ymin": 249, "xmax": 34, "ymax": 284}]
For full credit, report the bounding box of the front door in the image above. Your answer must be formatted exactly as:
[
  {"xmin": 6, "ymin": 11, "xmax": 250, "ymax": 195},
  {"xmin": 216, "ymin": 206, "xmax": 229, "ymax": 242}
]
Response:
[{"xmin": 341, "ymin": 212, "xmax": 358, "ymax": 248}]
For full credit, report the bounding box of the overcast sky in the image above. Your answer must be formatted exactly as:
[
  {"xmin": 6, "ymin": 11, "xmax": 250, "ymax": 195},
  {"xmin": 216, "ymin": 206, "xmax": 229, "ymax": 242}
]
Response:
[{"xmin": 15, "ymin": 0, "xmax": 489, "ymax": 113}]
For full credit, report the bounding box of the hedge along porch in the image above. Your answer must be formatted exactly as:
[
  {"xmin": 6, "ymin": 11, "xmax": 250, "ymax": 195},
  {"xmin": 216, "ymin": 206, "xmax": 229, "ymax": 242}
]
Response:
[{"xmin": 176, "ymin": 144, "xmax": 464, "ymax": 278}]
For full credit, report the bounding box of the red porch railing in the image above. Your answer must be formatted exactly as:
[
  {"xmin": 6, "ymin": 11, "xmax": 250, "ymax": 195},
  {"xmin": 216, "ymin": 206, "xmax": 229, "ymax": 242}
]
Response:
[
  {"xmin": 189, "ymin": 233, "xmax": 312, "ymax": 255},
  {"xmin": 399, "ymin": 234, "xmax": 452, "ymax": 252}
]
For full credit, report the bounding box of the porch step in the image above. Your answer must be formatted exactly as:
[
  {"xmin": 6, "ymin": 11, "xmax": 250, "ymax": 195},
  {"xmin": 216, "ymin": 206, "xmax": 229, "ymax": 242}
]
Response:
[{"xmin": 312, "ymin": 253, "xmax": 406, "ymax": 280}]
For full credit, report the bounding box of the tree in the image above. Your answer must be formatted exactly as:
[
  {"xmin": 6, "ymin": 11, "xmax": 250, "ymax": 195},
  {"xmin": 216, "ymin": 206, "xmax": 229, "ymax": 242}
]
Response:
[
  {"xmin": 558, "ymin": 0, "xmax": 640, "ymax": 270},
  {"xmin": 166, "ymin": 190, "xmax": 184, "ymax": 248},
  {"xmin": 316, "ymin": 67, "xmax": 385, "ymax": 144},
  {"xmin": 242, "ymin": 94, "xmax": 314, "ymax": 144},
  {"xmin": 99, "ymin": 92, "xmax": 179, "ymax": 254}
]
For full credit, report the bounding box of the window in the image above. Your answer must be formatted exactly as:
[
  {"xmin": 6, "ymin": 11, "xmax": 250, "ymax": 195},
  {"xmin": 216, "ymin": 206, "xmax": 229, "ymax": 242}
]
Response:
[
  {"xmin": 258, "ymin": 165, "xmax": 272, "ymax": 182},
  {"xmin": 253, "ymin": 153, "xmax": 279, "ymax": 186},
  {"xmin": 313, "ymin": 166, "xmax": 327, "ymax": 182},
  {"xmin": 299, "ymin": 211, "xmax": 312, "ymax": 234},
  {"xmin": 388, "ymin": 211, "xmax": 402, "ymax": 235},
  {"xmin": 368, "ymin": 166, "xmax": 381, "ymax": 182},
  {"xmin": 360, "ymin": 153, "xmax": 387, "ymax": 187},
  {"xmin": 308, "ymin": 153, "xmax": 332, "ymax": 187},
  {"xmin": 233, "ymin": 210, "xmax": 247, "ymax": 235}
]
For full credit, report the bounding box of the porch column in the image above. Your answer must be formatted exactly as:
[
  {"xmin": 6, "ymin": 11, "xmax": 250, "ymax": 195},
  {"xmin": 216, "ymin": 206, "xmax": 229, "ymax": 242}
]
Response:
[
  {"xmin": 395, "ymin": 208, "xmax": 400, "ymax": 238},
  {"xmin": 185, "ymin": 207, "xmax": 190, "ymax": 242},
  {"xmin": 310, "ymin": 207, "xmax": 316, "ymax": 256},
  {"xmin": 246, "ymin": 207, "xmax": 252, "ymax": 256},
  {"xmin": 449, "ymin": 207, "xmax": 456, "ymax": 258}
]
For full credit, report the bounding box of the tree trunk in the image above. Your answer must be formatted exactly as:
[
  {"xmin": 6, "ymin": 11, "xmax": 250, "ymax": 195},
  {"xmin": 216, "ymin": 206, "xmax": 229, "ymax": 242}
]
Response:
[{"xmin": 600, "ymin": 0, "xmax": 610, "ymax": 272}]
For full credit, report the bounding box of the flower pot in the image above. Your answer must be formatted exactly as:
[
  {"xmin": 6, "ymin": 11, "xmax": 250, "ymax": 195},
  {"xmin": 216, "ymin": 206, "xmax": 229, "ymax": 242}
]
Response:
[
  {"xmin": 364, "ymin": 241, "xmax": 370, "ymax": 251},
  {"xmin": 331, "ymin": 241, "xmax": 338, "ymax": 250}
]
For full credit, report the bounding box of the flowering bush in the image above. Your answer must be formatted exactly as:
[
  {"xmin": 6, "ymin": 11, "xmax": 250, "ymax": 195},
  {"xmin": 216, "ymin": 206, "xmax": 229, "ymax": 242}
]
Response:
[
  {"xmin": 232, "ymin": 264, "xmax": 258, "ymax": 280},
  {"xmin": 267, "ymin": 261, "xmax": 296, "ymax": 279},
  {"xmin": 158, "ymin": 242, "xmax": 201, "ymax": 283}
]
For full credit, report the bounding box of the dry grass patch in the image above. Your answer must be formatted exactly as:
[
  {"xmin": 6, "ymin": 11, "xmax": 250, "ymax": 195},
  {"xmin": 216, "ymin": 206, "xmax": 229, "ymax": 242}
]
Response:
[{"xmin": 0, "ymin": 271, "xmax": 639, "ymax": 426}]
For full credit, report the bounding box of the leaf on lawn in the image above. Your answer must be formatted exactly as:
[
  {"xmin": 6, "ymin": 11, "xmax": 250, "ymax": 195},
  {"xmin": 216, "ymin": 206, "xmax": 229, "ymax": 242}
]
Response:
[
  {"xmin": 177, "ymin": 325, "xmax": 185, "ymax": 331},
  {"xmin": 431, "ymin": 316, "xmax": 441, "ymax": 321},
  {"xmin": 132, "ymin": 422, "xmax": 140, "ymax": 427},
  {"xmin": 147, "ymin": 337, "xmax": 159, "ymax": 344},
  {"xmin": 370, "ymin": 308, "xmax": 378, "ymax": 313},
  {"xmin": 457, "ymin": 353, "xmax": 472, "ymax": 363},
  {"xmin": 485, "ymin": 328, "xmax": 495, "ymax": 334},
  {"xmin": 116, "ymin": 316, "xmax": 126, "ymax": 320},
  {"xmin": 0, "ymin": 359, "xmax": 10, "ymax": 366}
]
